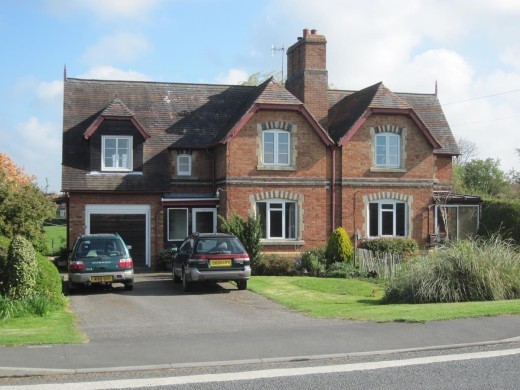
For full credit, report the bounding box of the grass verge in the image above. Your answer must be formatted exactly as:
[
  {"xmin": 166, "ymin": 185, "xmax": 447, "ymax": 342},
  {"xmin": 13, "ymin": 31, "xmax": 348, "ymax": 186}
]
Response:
[
  {"xmin": 248, "ymin": 276, "xmax": 520, "ymax": 323},
  {"xmin": 43, "ymin": 225, "xmax": 66, "ymax": 255},
  {"xmin": 0, "ymin": 307, "xmax": 85, "ymax": 346}
]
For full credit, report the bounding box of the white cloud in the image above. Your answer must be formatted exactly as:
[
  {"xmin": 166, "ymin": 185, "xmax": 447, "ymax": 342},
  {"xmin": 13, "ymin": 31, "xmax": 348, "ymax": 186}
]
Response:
[
  {"xmin": 13, "ymin": 117, "xmax": 62, "ymax": 192},
  {"xmin": 36, "ymin": 80, "xmax": 63, "ymax": 106},
  {"xmin": 79, "ymin": 66, "xmax": 151, "ymax": 81},
  {"xmin": 215, "ymin": 69, "xmax": 249, "ymax": 85},
  {"xmin": 46, "ymin": 0, "xmax": 162, "ymax": 20},
  {"xmin": 261, "ymin": 0, "xmax": 520, "ymax": 172},
  {"xmin": 82, "ymin": 33, "xmax": 150, "ymax": 65}
]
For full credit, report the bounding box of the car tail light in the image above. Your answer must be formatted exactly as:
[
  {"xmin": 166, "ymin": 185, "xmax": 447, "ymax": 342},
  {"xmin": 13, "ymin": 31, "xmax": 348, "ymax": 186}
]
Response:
[
  {"xmin": 118, "ymin": 258, "xmax": 133, "ymax": 268},
  {"xmin": 69, "ymin": 260, "xmax": 85, "ymax": 271},
  {"xmin": 188, "ymin": 256, "xmax": 208, "ymax": 267},
  {"xmin": 234, "ymin": 257, "xmax": 250, "ymax": 265}
]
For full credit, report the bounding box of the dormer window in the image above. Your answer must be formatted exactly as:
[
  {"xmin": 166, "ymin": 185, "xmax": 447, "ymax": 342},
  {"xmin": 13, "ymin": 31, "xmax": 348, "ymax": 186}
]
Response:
[
  {"xmin": 176, "ymin": 154, "xmax": 192, "ymax": 176},
  {"xmin": 263, "ymin": 130, "xmax": 290, "ymax": 166},
  {"xmin": 102, "ymin": 136, "xmax": 133, "ymax": 171},
  {"xmin": 375, "ymin": 132, "xmax": 400, "ymax": 168}
]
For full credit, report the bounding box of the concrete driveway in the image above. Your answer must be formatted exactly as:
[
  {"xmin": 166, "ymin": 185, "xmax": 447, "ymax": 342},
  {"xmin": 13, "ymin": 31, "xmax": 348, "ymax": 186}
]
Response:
[{"xmin": 69, "ymin": 272, "xmax": 346, "ymax": 341}]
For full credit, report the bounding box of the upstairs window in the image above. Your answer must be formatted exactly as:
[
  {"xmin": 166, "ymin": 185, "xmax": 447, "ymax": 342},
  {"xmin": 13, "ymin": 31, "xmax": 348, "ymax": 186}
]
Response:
[
  {"xmin": 176, "ymin": 154, "xmax": 192, "ymax": 176},
  {"xmin": 375, "ymin": 133, "xmax": 400, "ymax": 168},
  {"xmin": 263, "ymin": 130, "xmax": 290, "ymax": 166},
  {"xmin": 102, "ymin": 136, "xmax": 133, "ymax": 171}
]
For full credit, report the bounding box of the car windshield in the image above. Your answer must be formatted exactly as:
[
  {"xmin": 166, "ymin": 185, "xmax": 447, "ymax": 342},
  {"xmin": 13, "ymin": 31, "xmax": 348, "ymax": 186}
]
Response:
[
  {"xmin": 194, "ymin": 237, "xmax": 246, "ymax": 254},
  {"xmin": 75, "ymin": 238, "xmax": 127, "ymax": 258}
]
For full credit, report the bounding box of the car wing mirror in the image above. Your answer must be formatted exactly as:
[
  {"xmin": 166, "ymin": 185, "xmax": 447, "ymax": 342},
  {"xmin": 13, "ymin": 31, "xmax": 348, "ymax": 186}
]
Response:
[{"xmin": 127, "ymin": 245, "xmax": 132, "ymax": 250}]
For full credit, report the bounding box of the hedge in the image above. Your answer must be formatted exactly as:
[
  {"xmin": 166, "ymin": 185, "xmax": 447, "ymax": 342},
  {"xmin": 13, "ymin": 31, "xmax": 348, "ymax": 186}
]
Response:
[{"xmin": 478, "ymin": 199, "xmax": 520, "ymax": 244}]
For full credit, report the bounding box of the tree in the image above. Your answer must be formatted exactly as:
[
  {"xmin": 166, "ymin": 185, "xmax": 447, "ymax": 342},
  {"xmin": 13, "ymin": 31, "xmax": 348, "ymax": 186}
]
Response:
[
  {"xmin": 325, "ymin": 227, "xmax": 353, "ymax": 266},
  {"xmin": 455, "ymin": 138, "xmax": 478, "ymax": 166},
  {"xmin": 0, "ymin": 154, "xmax": 55, "ymax": 252},
  {"xmin": 241, "ymin": 71, "xmax": 283, "ymax": 86},
  {"xmin": 457, "ymin": 158, "xmax": 509, "ymax": 198}
]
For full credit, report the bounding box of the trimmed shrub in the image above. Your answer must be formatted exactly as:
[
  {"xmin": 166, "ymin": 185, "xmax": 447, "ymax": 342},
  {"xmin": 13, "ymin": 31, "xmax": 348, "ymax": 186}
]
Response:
[
  {"xmin": 478, "ymin": 199, "xmax": 520, "ymax": 244},
  {"xmin": 325, "ymin": 227, "xmax": 353, "ymax": 266},
  {"xmin": 384, "ymin": 235, "xmax": 520, "ymax": 303},
  {"xmin": 4, "ymin": 235, "xmax": 38, "ymax": 300},
  {"xmin": 300, "ymin": 247, "xmax": 327, "ymax": 276},
  {"xmin": 361, "ymin": 237, "xmax": 418, "ymax": 256},
  {"xmin": 255, "ymin": 254, "xmax": 297, "ymax": 276},
  {"xmin": 34, "ymin": 252, "xmax": 63, "ymax": 301}
]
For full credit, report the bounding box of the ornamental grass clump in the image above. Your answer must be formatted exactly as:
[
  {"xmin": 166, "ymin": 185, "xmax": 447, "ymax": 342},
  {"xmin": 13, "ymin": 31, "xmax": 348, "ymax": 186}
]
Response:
[{"xmin": 384, "ymin": 235, "xmax": 520, "ymax": 303}]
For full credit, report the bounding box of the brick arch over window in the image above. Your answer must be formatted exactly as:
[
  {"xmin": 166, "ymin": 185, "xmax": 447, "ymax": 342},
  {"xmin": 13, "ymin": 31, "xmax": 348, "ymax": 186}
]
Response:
[
  {"xmin": 372, "ymin": 125, "xmax": 404, "ymax": 135},
  {"xmin": 250, "ymin": 190, "xmax": 304, "ymax": 241},
  {"xmin": 256, "ymin": 121, "xmax": 298, "ymax": 170},
  {"xmin": 362, "ymin": 191, "xmax": 414, "ymax": 238}
]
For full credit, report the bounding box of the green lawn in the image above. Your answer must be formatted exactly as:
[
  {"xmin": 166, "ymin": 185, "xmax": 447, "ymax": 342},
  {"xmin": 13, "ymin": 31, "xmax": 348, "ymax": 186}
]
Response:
[
  {"xmin": 248, "ymin": 276, "xmax": 520, "ymax": 323},
  {"xmin": 0, "ymin": 309, "xmax": 85, "ymax": 346},
  {"xmin": 43, "ymin": 225, "xmax": 66, "ymax": 254}
]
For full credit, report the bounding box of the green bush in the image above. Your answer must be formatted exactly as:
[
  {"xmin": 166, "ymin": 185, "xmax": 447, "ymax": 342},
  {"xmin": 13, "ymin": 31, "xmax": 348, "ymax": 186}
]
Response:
[
  {"xmin": 384, "ymin": 236, "xmax": 520, "ymax": 303},
  {"xmin": 255, "ymin": 254, "xmax": 297, "ymax": 276},
  {"xmin": 0, "ymin": 237, "xmax": 9, "ymax": 294},
  {"xmin": 300, "ymin": 247, "xmax": 327, "ymax": 276},
  {"xmin": 326, "ymin": 262, "xmax": 367, "ymax": 278},
  {"xmin": 361, "ymin": 237, "xmax": 418, "ymax": 256},
  {"xmin": 34, "ymin": 252, "xmax": 63, "ymax": 301},
  {"xmin": 478, "ymin": 199, "xmax": 520, "ymax": 244},
  {"xmin": 156, "ymin": 248, "xmax": 173, "ymax": 270},
  {"xmin": 218, "ymin": 214, "xmax": 262, "ymax": 268},
  {"xmin": 4, "ymin": 235, "xmax": 38, "ymax": 300},
  {"xmin": 325, "ymin": 227, "xmax": 353, "ymax": 266}
]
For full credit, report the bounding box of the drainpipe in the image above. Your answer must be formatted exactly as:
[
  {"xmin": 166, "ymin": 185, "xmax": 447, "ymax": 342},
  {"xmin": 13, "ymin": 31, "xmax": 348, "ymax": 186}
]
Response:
[{"xmin": 331, "ymin": 147, "xmax": 336, "ymax": 231}]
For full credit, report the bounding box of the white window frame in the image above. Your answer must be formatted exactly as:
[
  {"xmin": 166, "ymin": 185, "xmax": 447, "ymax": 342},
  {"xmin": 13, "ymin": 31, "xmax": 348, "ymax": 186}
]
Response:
[
  {"xmin": 167, "ymin": 208, "xmax": 189, "ymax": 241},
  {"xmin": 262, "ymin": 130, "xmax": 290, "ymax": 166},
  {"xmin": 192, "ymin": 208, "xmax": 217, "ymax": 234},
  {"xmin": 102, "ymin": 136, "xmax": 133, "ymax": 171},
  {"xmin": 368, "ymin": 200, "xmax": 406, "ymax": 237},
  {"xmin": 176, "ymin": 154, "xmax": 192, "ymax": 176},
  {"xmin": 375, "ymin": 133, "xmax": 400, "ymax": 168},
  {"xmin": 257, "ymin": 199, "xmax": 297, "ymax": 240}
]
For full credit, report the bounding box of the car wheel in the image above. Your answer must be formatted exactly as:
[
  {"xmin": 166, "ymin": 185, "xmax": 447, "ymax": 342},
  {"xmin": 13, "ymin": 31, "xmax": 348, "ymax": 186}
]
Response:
[
  {"xmin": 173, "ymin": 268, "xmax": 181, "ymax": 284},
  {"xmin": 182, "ymin": 269, "xmax": 192, "ymax": 292},
  {"xmin": 236, "ymin": 279, "xmax": 248, "ymax": 290}
]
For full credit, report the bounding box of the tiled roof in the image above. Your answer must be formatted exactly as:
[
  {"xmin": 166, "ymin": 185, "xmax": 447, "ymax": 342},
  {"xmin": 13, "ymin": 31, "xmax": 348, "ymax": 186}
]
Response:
[
  {"xmin": 327, "ymin": 83, "xmax": 459, "ymax": 155},
  {"xmin": 101, "ymin": 98, "xmax": 134, "ymax": 117}
]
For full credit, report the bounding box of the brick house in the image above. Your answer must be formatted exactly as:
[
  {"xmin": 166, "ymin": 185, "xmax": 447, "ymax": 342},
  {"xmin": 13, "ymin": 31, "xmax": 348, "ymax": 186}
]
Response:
[{"xmin": 62, "ymin": 29, "xmax": 478, "ymax": 268}]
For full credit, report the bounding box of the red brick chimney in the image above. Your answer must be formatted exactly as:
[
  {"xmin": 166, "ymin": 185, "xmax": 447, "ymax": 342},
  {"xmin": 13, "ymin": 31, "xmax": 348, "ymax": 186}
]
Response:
[{"xmin": 286, "ymin": 29, "xmax": 328, "ymax": 127}]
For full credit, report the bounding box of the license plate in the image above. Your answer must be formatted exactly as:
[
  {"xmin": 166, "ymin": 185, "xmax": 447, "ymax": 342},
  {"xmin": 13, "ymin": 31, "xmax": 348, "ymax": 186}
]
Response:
[
  {"xmin": 91, "ymin": 275, "xmax": 113, "ymax": 282},
  {"xmin": 210, "ymin": 259, "xmax": 232, "ymax": 267}
]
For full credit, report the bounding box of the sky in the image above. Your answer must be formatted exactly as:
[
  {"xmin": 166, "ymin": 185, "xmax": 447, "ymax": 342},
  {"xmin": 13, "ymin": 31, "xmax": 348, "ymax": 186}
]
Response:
[{"xmin": 1, "ymin": 0, "xmax": 519, "ymax": 193}]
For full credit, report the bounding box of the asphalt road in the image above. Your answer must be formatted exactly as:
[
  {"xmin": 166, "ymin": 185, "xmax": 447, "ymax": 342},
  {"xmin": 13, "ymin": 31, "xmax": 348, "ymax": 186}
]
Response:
[{"xmin": 0, "ymin": 272, "xmax": 519, "ymax": 377}]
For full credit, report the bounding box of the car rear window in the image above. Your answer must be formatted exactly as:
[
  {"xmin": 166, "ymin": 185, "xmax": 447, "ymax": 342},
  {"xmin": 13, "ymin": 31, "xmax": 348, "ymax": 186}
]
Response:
[
  {"xmin": 75, "ymin": 238, "xmax": 127, "ymax": 258},
  {"xmin": 194, "ymin": 237, "xmax": 246, "ymax": 255}
]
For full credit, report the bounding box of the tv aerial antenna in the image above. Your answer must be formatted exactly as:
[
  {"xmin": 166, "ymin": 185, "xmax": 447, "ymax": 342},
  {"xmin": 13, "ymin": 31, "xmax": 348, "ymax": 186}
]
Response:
[{"xmin": 271, "ymin": 44, "xmax": 285, "ymax": 83}]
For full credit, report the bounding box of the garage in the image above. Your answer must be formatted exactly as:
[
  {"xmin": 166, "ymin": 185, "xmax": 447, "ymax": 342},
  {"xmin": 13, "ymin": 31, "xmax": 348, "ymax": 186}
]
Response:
[{"xmin": 85, "ymin": 205, "xmax": 150, "ymax": 268}]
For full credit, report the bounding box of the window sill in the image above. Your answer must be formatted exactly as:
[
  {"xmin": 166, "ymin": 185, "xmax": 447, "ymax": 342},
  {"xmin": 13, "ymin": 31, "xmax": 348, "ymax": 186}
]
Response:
[
  {"xmin": 257, "ymin": 165, "xmax": 296, "ymax": 171},
  {"xmin": 89, "ymin": 171, "xmax": 142, "ymax": 176},
  {"xmin": 260, "ymin": 239, "xmax": 305, "ymax": 246},
  {"xmin": 369, "ymin": 167, "xmax": 407, "ymax": 173},
  {"xmin": 171, "ymin": 175, "xmax": 199, "ymax": 180}
]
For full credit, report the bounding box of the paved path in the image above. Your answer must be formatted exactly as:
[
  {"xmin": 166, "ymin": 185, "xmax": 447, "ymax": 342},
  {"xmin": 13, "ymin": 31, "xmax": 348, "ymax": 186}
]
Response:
[{"xmin": 1, "ymin": 273, "xmax": 519, "ymax": 377}]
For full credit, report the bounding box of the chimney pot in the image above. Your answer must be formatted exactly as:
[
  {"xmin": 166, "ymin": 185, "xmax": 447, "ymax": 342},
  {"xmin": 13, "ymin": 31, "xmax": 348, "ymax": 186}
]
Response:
[
  {"xmin": 311, "ymin": 29, "xmax": 317, "ymax": 34},
  {"xmin": 303, "ymin": 28, "xmax": 309, "ymax": 37}
]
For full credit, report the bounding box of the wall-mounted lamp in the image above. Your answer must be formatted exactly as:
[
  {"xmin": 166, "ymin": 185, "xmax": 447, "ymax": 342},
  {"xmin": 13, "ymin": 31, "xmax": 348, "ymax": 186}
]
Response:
[{"xmin": 216, "ymin": 188, "xmax": 225, "ymax": 197}]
